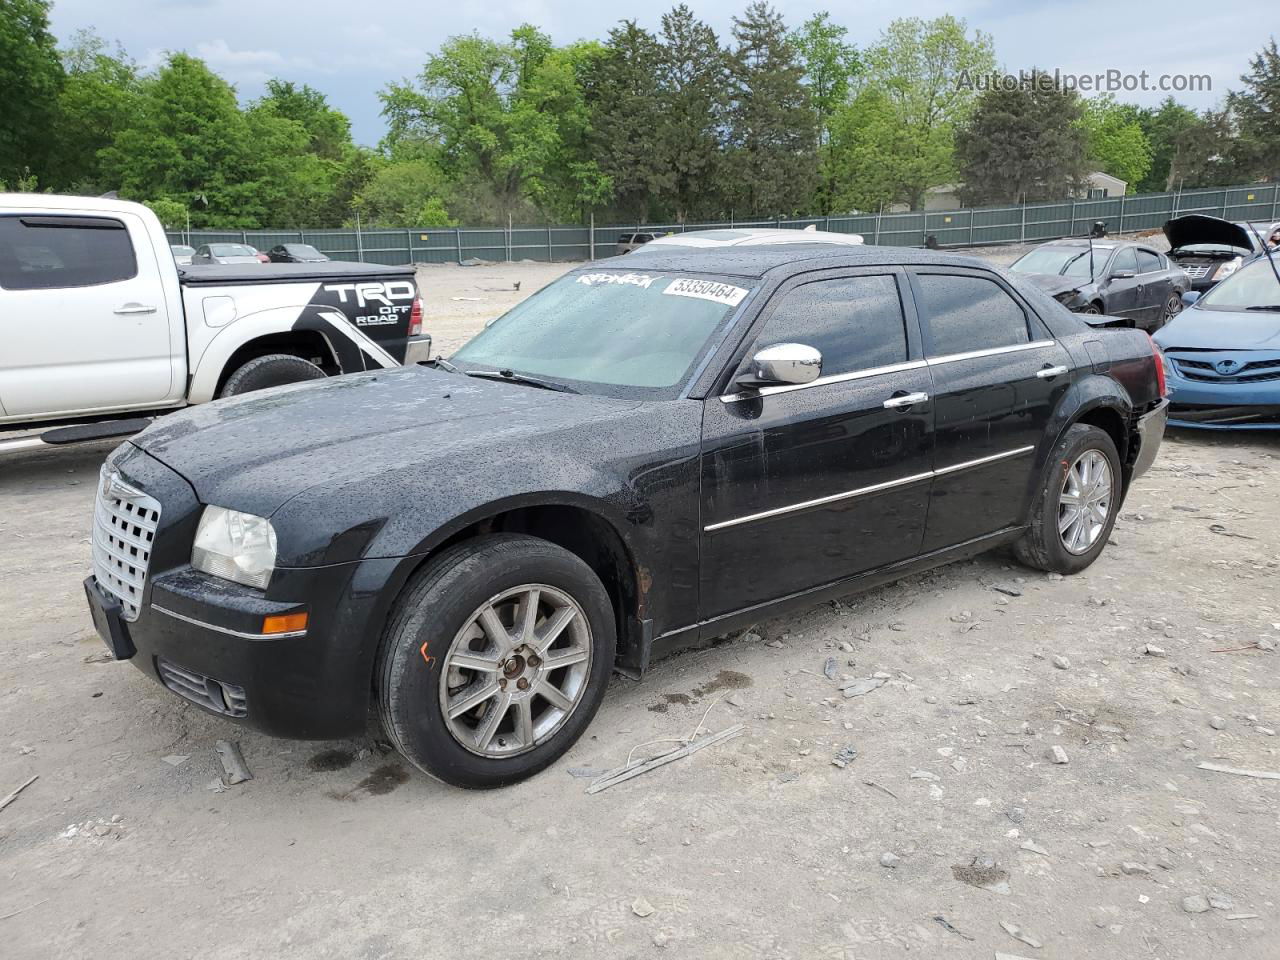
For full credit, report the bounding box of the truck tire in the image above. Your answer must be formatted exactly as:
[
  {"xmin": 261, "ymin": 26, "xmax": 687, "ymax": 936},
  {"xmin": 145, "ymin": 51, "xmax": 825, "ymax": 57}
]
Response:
[
  {"xmin": 219, "ymin": 354, "xmax": 326, "ymax": 398},
  {"xmin": 377, "ymin": 534, "xmax": 616, "ymax": 789},
  {"xmin": 1014, "ymin": 424, "xmax": 1122, "ymax": 575}
]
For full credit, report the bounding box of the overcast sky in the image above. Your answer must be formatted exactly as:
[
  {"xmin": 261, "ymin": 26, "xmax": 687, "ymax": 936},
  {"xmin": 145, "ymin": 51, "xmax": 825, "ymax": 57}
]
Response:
[{"xmin": 46, "ymin": 0, "xmax": 1269, "ymax": 146}]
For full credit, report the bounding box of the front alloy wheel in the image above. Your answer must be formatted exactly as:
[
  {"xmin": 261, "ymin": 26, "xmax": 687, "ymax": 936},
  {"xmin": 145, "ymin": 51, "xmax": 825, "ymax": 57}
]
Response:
[
  {"xmin": 441, "ymin": 585, "xmax": 592, "ymax": 757},
  {"xmin": 1058, "ymin": 450, "xmax": 1112, "ymax": 555},
  {"xmin": 377, "ymin": 534, "xmax": 615, "ymax": 788}
]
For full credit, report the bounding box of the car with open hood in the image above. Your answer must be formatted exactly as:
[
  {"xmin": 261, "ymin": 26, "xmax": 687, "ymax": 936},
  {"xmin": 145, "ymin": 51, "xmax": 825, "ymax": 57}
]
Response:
[
  {"xmin": 1009, "ymin": 238, "xmax": 1186, "ymax": 331},
  {"xmin": 1163, "ymin": 215, "xmax": 1278, "ymax": 292},
  {"xmin": 83, "ymin": 244, "xmax": 1167, "ymax": 788},
  {"xmin": 1153, "ymin": 251, "xmax": 1280, "ymax": 430}
]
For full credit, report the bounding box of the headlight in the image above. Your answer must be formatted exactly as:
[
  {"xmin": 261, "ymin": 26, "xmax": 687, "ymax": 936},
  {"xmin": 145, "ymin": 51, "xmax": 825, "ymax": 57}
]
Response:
[
  {"xmin": 1214, "ymin": 256, "xmax": 1243, "ymax": 279},
  {"xmin": 192, "ymin": 506, "xmax": 277, "ymax": 589}
]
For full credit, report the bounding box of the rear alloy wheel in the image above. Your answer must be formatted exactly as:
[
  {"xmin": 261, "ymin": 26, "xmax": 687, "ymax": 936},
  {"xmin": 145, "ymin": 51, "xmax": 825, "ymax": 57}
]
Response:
[
  {"xmin": 377, "ymin": 534, "xmax": 615, "ymax": 788},
  {"xmin": 1014, "ymin": 423, "xmax": 1122, "ymax": 575},
  {"xmin": 1162, "ymin": 293, "xmax": 1183, "ymax": 322}
]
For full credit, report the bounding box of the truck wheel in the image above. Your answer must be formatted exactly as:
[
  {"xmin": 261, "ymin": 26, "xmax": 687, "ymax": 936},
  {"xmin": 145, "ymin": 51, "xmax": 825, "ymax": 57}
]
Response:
[
  {"xmin": 219, "ymin": 354, "xmax": 325, "ymax": 398},
  {"xmin": 1015, "ymin": 424, "xmax": 1122, "ymax": 575},
  {"xmin": 377, "ymin": 534, "xmax": 616, "ymax": 789}
]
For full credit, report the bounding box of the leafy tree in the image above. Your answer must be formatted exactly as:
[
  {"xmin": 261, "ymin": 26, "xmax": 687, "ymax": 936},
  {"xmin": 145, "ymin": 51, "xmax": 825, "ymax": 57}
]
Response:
[
  {"xmin": 0, "ymin": 0, "xmax": 64, "ymax": 183},
  {"xmin": 722, "ymin": 2, "xmax": 817, "ymax": 217},
  {"xmin": 144, "ymin": 197, "xmax": 187, "ymax": 229},
  {"xmin": 46, "ymin": 29, "xmax": 140, "ymax": 191},
  {"xmin": 956, "ymin": 73, "xmax": 1089, "ymax": 204},
  {"xmin": 1229, "ymin": 38, "xmax": 1280, "ymax": 181},
  {"xmin": 353, "ymin": 158, "xmax": 455, "ymax": 225},
  {"xmin": 656, "ymin": 4, "xmax": 727, "ymax": 222},
  {"xmin": 1135, "ymin": 98, "xmax": 1202, "ymax": 191},
  {"xmin": 855, "ymin": 15, "xmax": 995, "ymax": 209},
  {"xmin": 585, "ymin": 21, "xmax": 668, "ymax": 221},
  {"xmin": 789, "ymin": 11, "xmax": 859, "ymax": 212},
  {"xmin": 256, "ymin": 79, "xmax": 352, "ymax": 160},
  {"xmin": 827, "ymin": 88, "xmax": 910, "ymax": 213},
  {"xmin": 1078, "ymin": 95, "xmax": 1152, "ymax": 189}
]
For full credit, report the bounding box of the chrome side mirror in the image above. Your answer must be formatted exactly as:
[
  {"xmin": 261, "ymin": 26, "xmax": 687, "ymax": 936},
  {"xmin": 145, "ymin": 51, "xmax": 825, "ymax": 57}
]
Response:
[{"xmin": 740, "ymin": 343, "xmax": 822, "ymax": 388}]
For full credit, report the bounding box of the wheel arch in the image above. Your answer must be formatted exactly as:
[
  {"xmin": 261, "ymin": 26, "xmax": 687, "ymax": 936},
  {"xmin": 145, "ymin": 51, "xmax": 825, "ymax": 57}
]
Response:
[
  {"xmin": 372, "ymin": 495, "xmax": 651, "ymax": 687},
  {"xmin": 1046, "ymin": 377, "xmax": 1136, "ymax": 494}
]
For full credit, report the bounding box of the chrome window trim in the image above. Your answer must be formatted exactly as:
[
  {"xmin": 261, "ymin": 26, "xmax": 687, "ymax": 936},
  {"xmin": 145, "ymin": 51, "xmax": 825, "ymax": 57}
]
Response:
[
  {"xmin": 152, "ymin": 603, "xmax": 308, "ymax": 640},
  {"xmin": 924, "ymin": 339, "xmax": 1056, "ymax": 367},
  {"xmin": 720, "ymin": 359, "xmax": 928, "ymax": 402},
  {"xmin": 703, "ymin": 444, "xmax": 1036, "ymax": 532}
]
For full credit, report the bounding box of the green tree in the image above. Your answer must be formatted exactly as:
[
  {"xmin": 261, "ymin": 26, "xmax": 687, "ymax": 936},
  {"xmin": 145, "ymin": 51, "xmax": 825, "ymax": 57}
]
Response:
[
  {"xmin": 789, "ymin": 11, "xmax": 860, "ymax": 212},
  {"xmin": 956, "ymin": 73, "xmax": 1089, "ymax": 204},
  {"xmin": 855, "ymin": 15, "xmax": 996, "ymax": 209},
  {"xmin": 256, "ymin": 79, "xmax": 352, "ymax": 160},
  {"xmin": 353, "ymin": 158, "xmax": 455, "ymax": 226},
  {"xmin": 1078, "ymin": 95, "xmax": 1152, "ymax": 189},
  {"xmin": 46, "ymin": 29, "xmax": 140, "ymax": 191},
  {"xmin": 585, "ymin": 21, "xmax": 668, "ymax": 221},
  {"xmin": 1229, "ymin": 38, "xmax": 1280, "ymax": 181},
  {"xmin": 656, "ymin": 4, "xmax": 727, "ymax": 222},
  {"xmin": 1136, "ymin": 97, "xmax": 1201, "ymax": 191},
  {"xmin": 827, "ymin": 88, "xmax": 912, "ymax": 212},
  {"xmin": 722, "ymin": 2, "xmax": 818, "ymax": 217},
  {"xmin": 144, "ymin": 197, "xmax": 186, "ymax": 229},
  {"xmin": 0, "ymin": 0, "xmax": 64, "ymax": 183}
]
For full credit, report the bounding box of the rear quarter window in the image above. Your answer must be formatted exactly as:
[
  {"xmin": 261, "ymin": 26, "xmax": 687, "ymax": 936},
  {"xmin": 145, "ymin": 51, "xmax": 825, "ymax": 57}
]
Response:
[
  {"xmin": 0, "ymin": 216, "xmax": 137, "ymax": 290},
  {"xmin": 914, "ymin": 273, "xmax": 1031, "ymax": 356}
]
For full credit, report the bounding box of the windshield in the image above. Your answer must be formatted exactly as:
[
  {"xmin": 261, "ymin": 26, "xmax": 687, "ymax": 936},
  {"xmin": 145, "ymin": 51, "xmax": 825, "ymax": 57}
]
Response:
[
  {"xmin": 450, "ymin": 270, "xmax": 754, "ymax": 399},
  {"xmin": 1011, "ymin": 246, "xmax": 1101, "ymax": 278},
  {"xmin": 1197, "ymin": 256, "xmax": 1280, "ymax": 311},
  {"xmin": 210, "ymin": 244, "xmax": 256, "ymax": 257}
]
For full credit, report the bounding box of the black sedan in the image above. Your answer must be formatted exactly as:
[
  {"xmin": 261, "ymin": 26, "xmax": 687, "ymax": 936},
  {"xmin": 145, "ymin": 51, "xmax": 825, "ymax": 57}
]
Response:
[
  {"xmin": 267, "ymin": 243, "xmax": 330, "ymax": 263},
  {"xmin": 1010, "ymin": 238, "xmax": 1187, "ymax": 331},
  {"xmin": 83, "ymin": 245, "xmax": 1168, "ymax": 788}
]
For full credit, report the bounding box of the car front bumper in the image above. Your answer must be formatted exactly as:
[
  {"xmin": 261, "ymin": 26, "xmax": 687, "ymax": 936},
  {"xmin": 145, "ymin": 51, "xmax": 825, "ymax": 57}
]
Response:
[{"xmin": 1164, "ymin": 361, "xmax": 1280, "ymax": 430}]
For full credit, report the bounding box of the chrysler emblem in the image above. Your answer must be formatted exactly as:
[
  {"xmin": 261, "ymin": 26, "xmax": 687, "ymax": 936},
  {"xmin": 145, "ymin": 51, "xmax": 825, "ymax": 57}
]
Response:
[
  {"xmin": 1214, "ymin": 359, "xmax": 1241, "ymax": 375},
  {"xmin": 101, "ymin": 469, "xmax": 145, "ymax": 503}
]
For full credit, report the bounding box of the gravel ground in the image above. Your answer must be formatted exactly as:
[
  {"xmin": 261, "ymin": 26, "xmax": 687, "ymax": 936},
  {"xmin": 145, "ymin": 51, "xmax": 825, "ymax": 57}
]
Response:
[{"xmin": 4, "ymin": 239, "xmax": 1278, "ymax": 960}]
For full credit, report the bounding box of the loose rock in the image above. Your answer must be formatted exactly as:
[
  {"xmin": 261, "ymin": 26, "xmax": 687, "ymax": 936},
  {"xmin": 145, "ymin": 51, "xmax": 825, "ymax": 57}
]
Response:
[
  {"xmin": 999, "ymin": 920, "xmax": 1043, "ymax": 949},
  {"xmin": 1052, "ymin": 655, "xmax": 1070, "ymax": 670},
  {"xmin": 1182, "ymin": 895, "xmax": 1211, "ymax": 914},
  {"xmin": 631, "ymin": 897, "xmax": 655, "ymax": 918},
  {"xmin": 1047, "ymin": 745, "xmax": 1069, "ymax": 764},
  {"xmin": 879, "ymin": 851, "xmax": 900, "ymax": 868},
  {"xmin": 1209, "ymin": 716, "xmax": 1227, "ymax": 731},
  {"xmin": 1143, "ymin": 644, "xmax": 1167, "ymax": 657}
]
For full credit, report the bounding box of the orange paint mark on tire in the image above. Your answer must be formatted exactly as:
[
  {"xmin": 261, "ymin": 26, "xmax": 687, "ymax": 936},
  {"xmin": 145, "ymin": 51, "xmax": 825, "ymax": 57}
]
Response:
[{"xmin": 420, "ymin": 640, "xmax": 436, "ymax": 668}]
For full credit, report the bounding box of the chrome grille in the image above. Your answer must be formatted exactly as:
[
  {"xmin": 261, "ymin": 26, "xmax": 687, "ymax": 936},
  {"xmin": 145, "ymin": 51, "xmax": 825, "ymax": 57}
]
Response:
[
  {"xmin": 1181, "ymin": 263, "xmax": 1213, "ymax": 280},
  {"xmin": 1172, "ymin": 356, "xmax": 1280, "ymax": 383},
  {"xmin": 91, "ymin": 466, "xmax": 161, "ymax": 621}
]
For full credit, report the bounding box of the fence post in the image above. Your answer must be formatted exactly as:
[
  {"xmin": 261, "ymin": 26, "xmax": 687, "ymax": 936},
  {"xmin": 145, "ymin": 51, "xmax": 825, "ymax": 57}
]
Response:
[
  {"xmin": 1272, "ymin": 185, "xmax": 1278, "ymax": 219},
  {"xmin": 355, "ymin": 211, "xmax": 364, "ymax": 262},
  {"xmin": 1118, "ymin": 194, "xmax": 1125, "ymax": 235},
  {"xmin": 874, "ymin": 204, "xmax": 882, "ymax": 245},
  {"xmin": 455, "ymin": 227, "xmax": 462, "ymax": 263},
  {"xmin": 241, "ymin": 230, "xmax": 248, "ymax": 245},
  {"xmin": 546, "ymin": 224, "xmax": 553, "ymax": 262},
  {"xmin": 1019, "ymin": 200, "xmax": 1026, "ymax": 243},
  {"xmin": 1069, "ymin": 198, "xmax": 1076, "ymax": 237},
  {"xmin": 406, "ymin": 229, "xmax": 414, "ymax": 264},
  {"xmin": 589, "ymin": 212, "xmax": 595, "ymax": 260},
  {"xmin": 968, "ymin": 211, "xmax": 974, "ymax": 246}
]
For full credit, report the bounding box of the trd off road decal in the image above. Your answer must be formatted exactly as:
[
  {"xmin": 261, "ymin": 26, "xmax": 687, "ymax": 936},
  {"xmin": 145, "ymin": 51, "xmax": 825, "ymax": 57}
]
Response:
[{"xmin": 292, "ymin": 277, "xmax": 417, "ymax": 372}]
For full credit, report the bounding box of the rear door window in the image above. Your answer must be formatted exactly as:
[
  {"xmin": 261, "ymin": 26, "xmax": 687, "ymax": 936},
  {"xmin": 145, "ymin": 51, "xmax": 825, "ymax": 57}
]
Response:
[
  {"xmin": 0, "ymin": 216, "xmax": 137, "ymax": 290},
  {"xmin": 1136, "ymin": 249, "xmax": 1163, "ymax": 273},
  {"xmin": 1111, "ymin": 247, "xmax": 1138, "ymax": 275},
  {"xmin": 914, "ymin": 273, "xmax": 1030, "ymax": 356},
  {"xmin": 750, "ymin": 274, "xmax": 908, "ymax": 377}
]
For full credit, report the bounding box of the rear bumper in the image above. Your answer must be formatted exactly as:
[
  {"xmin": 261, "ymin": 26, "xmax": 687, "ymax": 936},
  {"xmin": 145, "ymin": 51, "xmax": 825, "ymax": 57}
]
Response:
[
  {"xmin": 404, "ymin": 334, "xmax": 432, "ymax": 365},
  {"xmin": 1131, "ymin": 399, "xmax": 1167, "ymax": 479}
]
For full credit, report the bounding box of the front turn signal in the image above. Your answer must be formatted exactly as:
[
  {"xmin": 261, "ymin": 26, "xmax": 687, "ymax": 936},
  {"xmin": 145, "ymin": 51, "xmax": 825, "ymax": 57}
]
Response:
[{"xmin": 262, "ymin": 612, "xmax": 308, "ymax": 635}]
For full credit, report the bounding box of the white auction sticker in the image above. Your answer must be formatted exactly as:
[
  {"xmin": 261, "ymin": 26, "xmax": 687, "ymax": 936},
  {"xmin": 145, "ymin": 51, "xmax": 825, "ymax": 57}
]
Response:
[
  {"xmin": 576, "ymin": 272, "xmax": 659, "ymax": 289},
  {"xmin": 662, "ymin": 277, "xmax": 748, "ymax": 307}
]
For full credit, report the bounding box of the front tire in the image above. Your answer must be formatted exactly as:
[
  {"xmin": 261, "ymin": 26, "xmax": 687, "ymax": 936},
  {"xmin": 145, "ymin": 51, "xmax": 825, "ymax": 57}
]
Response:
[
  {"xmin": 377, "ymin": 534, "xmax": 616, "ymax": 789},
  {"xmin": 1015, "ymin": 424, "xmax": 1122, "ymax": 575},
  {"xmin": 219, "ymin": 353, "xmax": 325, "ymax": 398}
]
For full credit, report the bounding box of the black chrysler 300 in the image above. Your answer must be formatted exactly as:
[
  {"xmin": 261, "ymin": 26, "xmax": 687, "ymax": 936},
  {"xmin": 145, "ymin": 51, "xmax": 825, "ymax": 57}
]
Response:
[{"xmin": 85, "ymin": 246, "xmax": 1169, "ymax": 788}]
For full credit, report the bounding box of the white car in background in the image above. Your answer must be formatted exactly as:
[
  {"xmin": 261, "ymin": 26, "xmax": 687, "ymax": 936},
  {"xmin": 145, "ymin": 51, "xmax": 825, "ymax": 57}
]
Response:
[
  {"xmin": 191, "ymin": 243, "xmax": 263, "ymax": 265},
  {"xmin": 637, "ymin": 226, "xmax": 865, "ymax": 250},
  {"xmin": 170, "ymin": 244, "xmax": 195, "ymax": 265}
]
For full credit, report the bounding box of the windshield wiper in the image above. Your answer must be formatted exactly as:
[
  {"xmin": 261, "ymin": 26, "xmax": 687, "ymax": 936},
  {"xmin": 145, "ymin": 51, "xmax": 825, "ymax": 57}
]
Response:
[
  {"xmin": 1244, "ymin": 305, "xmax": 1280, "ymax": 312},
  {"xmin": 464, "ymin": 368, "xmax": 580, "ymax": 394},
  {"xmin": 430, "ymin": 356, "xmax": 462, "ymax": 374}
]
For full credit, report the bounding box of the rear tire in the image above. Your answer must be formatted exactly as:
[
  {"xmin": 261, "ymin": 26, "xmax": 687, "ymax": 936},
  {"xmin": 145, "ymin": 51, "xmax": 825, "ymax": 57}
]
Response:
[
  {"xmin": 219, "ymin": 354, "xmax": 325, "ymax": 398},
  {"xmin": 376, "ymin": 534, "xmax": 616, "ymax": 789},
  {"xmin": 1014, "ymin": 424, "xmax": 1122, "ymax": 575}
]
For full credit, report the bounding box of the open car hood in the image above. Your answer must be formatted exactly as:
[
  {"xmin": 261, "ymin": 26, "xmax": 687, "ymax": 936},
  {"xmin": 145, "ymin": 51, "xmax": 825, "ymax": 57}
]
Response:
[{"xmin": 1163, "ymin": 215, "xmax": 1253, "ymax": 252}]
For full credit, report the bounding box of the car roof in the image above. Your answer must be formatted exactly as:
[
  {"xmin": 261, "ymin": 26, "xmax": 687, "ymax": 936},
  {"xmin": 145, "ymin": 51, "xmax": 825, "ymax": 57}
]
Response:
[
  {"xmin": 1038, "ymin": 238, "xmax": 1122, "ymax": 250},
  {"xmin": 589, "ymin": 244, "xmax": 994, "ymax": 279},
  {"xmin": 643, "ymin": 228, "xmax": 864, "ymax": 249}
]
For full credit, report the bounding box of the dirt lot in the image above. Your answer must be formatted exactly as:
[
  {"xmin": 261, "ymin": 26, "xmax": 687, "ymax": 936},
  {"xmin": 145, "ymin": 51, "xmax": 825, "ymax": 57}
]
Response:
[{"xmin": 4, "ymin": 245, "xmax": 1279, "ymax": 960}]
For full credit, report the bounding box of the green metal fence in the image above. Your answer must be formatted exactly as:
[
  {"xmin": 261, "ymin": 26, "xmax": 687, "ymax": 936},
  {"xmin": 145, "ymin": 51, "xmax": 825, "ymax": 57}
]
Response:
[{"xmin": 167, "ymin": 181, "xmax": 1280, "ymax": 265}]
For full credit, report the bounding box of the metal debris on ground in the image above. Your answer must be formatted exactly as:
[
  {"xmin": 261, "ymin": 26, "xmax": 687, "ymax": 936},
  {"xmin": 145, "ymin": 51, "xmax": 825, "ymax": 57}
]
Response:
[
  {"xmin": 214, "ymin": 740, "xmax": 254, "ymax": 785},
  {"xmin": 839, "ymin": 677, "xmax": 886, "ymax": 698},
  {"xmin": 931, "ymin": 915, "xmax": 974, "ymax": 941},
  {"xmin": 587, "ymin": 698, "xmax": 744, "ymax": 794},
  {"xmin": 1208, "ymin": 523, "xmax": 1255, "ymax": 539},
  {"xmin": 823, "ymin": 656, "xmax": 838, "ymax": 680},
  {"xmin": 0, "ymin": 774, "xmax": 38, "ymax": 813},
  {"xmin": 1197, "ymin": 761, "xmax": 1280, "ymax": 781}
]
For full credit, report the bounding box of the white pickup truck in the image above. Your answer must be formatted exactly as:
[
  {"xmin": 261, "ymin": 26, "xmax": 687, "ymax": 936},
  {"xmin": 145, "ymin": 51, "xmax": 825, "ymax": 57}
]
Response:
[{"xmin": 0, "ymin": 193, "xmax": 430, "ymax": 440}]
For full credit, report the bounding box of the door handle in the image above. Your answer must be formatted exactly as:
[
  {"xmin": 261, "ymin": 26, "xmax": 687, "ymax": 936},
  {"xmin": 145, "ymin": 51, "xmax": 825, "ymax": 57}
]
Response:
[
  {"xmin": 1036, "ymin": 365, "xmax": 1069, "ymax": 379},
  {"xmin": 883, "ymin": 391, "xmax": 929, "ymax": 409},
  {"xmin": 114, "ymin": 303, "xmax": 157, "ymax": 315}
]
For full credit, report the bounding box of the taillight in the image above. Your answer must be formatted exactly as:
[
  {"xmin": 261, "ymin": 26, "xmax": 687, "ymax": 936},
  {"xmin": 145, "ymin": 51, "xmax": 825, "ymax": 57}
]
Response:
[
  {"xmin": 1146, "ymin": 332, "xmax": 1168, "ymax": 398},
  {"xmin": 408, "ymin": 297, "xmax": 423, "ymax": 337}
]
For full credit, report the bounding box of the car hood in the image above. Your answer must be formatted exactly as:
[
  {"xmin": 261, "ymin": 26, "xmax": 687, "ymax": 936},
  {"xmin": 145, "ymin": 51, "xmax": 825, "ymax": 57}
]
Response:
[
  {"xmin": 131, "ymin": 366, "xmax": 645, "ymax": 517},
  {"xmin": 1163, "ymin": 215, "xmax": 1253, "ymax": 253},
  {"xmin": 1020, "ymin": 273, "xmax": 1090, "ymax": 298},
  {"xmin": 1153, "ymin": 304, "xmax": 1280, "ymax": 350}
]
